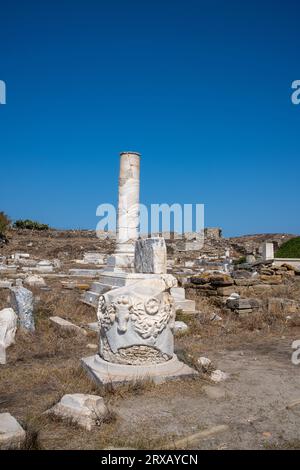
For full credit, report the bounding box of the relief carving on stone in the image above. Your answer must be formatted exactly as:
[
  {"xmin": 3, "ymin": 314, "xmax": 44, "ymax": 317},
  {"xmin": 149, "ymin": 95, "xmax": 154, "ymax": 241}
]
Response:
[{"xmin": 96, "ymin": 282, "xmax": 176, "ymax": 365}]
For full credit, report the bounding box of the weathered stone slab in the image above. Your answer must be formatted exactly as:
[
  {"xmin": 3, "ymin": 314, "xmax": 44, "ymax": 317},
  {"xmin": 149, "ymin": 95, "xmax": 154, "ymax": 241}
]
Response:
[
  {"xmin": 10, "ymin": 286, "xmax": 35, "ymax": 331},
  {"xmin": 83, "ymin": 252, "xmax": 106, "ymax": 265},
  {"xmin": 69, "ymin": 269, "xmax": 103, "ymax": 277},
  {"xmin": 226, "ymin": 299, "xmax": 252, "ymax": 310},
  {"xmin": 0, "ymin": 265, "xmax": 18, "ymax": 274},
  {"xmin": 234, "ymin": 279, "xmax": 259, "ymax": 286},
  {"xmin": 45, "ymin": 394, "xmax": 107, "ymax": 431},
  {"xmin": 50, "ymin": 316, "xmax": 87, "ymax": 335},
  {"xmin": 134, "ymin": 238, "xmax": 167, "ymax": 274},
  {"xmin": 0, "ymin": 413, "xmax": 26, "ymax": 449}
]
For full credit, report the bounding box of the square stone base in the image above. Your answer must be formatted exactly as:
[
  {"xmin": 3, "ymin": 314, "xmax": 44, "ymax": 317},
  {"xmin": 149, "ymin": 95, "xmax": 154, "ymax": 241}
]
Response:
[{"xmin": 81, "ymin": 354, "xmax": 198, "ymax": 386}]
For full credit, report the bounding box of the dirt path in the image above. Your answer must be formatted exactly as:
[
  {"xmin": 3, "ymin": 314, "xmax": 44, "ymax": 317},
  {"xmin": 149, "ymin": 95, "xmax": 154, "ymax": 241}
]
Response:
[{"xmin": 107, "ymin": 335, "xmax": 300, "ymax": 449}]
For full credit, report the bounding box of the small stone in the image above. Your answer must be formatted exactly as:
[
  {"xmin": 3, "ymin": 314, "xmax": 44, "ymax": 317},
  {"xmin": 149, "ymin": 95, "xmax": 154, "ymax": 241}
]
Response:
[
  {"xmin": 86, "ymin": 343, "xmax": 98, "ymax": 350},
  {"xmin": 174, "ymin": 321, "xmax": 189, "ymax": 333},
  {"xmin": 210, "ymin": 313, "xmax": 223, "ymax": 322},
  {"xmin": 0, "ymin": 413, "xmax": 26, "ymax": 450},
  {"xmin": 198, "ymin": 356, "xmax": 212, "ymax": 371},
  {"xmin": 45, "ymin": 394, "xmax": 108, "ymax": 431},
  {"xmin": 210, "ymin": 369, "xmax": 228, "ymax": 383},
  {"xmin": 87, "ymin": 322, "xmax": 99, "ymax": 332},
  {"xmin": 227, "ymin": 293, "xmax": 240, "ymax": 300}
]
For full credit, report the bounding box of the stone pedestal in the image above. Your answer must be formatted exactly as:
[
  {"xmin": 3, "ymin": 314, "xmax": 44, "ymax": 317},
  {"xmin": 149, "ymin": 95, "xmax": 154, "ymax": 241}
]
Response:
[
  {"xmin": 81, "ymin": 354, "xmax": 197, "ymax": 385},
  {"xmin": 82, "ymin": 275, "xmax": 198, "ymax": 385}
]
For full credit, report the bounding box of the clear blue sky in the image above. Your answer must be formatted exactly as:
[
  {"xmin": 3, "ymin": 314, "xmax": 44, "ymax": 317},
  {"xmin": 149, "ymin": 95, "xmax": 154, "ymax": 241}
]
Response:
[{"xmin": 0, "ymin": 0, "xmax": 299, "ymax": 236}]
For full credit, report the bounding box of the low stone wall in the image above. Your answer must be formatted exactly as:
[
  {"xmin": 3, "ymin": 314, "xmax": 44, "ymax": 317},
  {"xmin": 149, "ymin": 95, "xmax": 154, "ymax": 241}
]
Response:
[{"xmin": 273, "ymin": 258, "xmax": 300, "ymax": 269}]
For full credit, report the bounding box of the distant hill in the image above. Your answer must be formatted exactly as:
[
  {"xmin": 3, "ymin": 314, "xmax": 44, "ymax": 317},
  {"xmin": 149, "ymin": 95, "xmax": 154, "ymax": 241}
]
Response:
[{"xmin": 275, "ymin": 237, "xmax": 300, "ymax": 258}]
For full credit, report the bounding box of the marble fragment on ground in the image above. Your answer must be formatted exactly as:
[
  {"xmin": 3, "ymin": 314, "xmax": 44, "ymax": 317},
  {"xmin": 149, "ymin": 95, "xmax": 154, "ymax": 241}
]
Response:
[
  {"xmin": 0, "ymin": 413, "xmax": 26, "ymax": 449},
  {"xmin": 45, "ymin": 394, "xmax": 107, "ymax": 431},
  {"xmin": 0, "ymin": 308, "xmax": 17, "ymax": 364}
]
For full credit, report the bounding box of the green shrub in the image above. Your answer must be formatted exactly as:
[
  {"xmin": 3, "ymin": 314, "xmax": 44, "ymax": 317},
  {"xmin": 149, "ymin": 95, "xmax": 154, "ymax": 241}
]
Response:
[
  {"xmin": 275, "ymin": 237, "xmax": 300, "ymax": 258},
  {"xmin": 14, "ymin": 219, "xmax": 49, "ymax": 231},
  {"xmin": 0, "ymin": 212, "xmax": 10, "ymax": 235}
]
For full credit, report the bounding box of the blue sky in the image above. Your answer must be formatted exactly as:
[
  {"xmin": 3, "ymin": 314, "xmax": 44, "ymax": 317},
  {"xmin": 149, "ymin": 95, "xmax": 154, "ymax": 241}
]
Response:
[{"xmin": 0, "ymin": 0, "xmax": 299, "ymax": 236}]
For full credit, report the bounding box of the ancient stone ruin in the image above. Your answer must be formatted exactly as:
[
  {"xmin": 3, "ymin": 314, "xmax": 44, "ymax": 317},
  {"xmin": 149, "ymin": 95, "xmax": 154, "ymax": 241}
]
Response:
[{"xmin": 81, "ymin": 152, "xmax": 197, "ymax": 384}]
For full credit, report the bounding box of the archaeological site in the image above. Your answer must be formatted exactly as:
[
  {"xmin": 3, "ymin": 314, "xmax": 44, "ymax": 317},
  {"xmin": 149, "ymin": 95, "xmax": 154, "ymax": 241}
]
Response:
[
  {"xmin": 1, "ymin": 0, "xmax": 300, "ymax": 460},
  {"xmin": 1, "ymin": 149, "xmax": 300, "ymax": 453}
]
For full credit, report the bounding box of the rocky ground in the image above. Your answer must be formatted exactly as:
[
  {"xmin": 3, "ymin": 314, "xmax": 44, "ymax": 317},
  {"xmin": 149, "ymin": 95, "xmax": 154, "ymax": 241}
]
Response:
[{"xmin": 0, "ymin": 229, "xmax": 300, "ymax": 450}]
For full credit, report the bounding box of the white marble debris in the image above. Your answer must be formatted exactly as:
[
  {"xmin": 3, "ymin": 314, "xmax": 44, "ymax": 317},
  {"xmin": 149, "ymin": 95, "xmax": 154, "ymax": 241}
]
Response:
[
  {"xmin": 87, "ymin": 322, "xmax": 100, "ymax": 332},
  {"xmin": 198, "ymin": 357, "xmax": 212, "ymax": 371},
  {"xmin": 14, "ymin": 253, "xmax": 30, "ymax": 262},
  {"xmin": 210, "ymin": 313, "xmax": 223, "ymax": 322},
  {"xmin": 10, "ymin": 286, "xmax": 35, "ymax": 331},
  {"xmin": 50, "ymin": 316, "xmax": 87, "ymax": 335},
  {"xmin": 36, "ymin": 260, "xmax": 54, "ymax": 273},
  {"xmin": 86, "ymin": 343, "xmax": 98, "ymax": 350},
  {"xmin": 134, "ymin": 238, "xmax": 167, "ymax": 274},
  {"xmin": 174, "ymin": 320, "xmax": 189, "ymax": 333},
  {"xmin": 46, "ymin": 394, "xmax": 107, "ymax": 431},
  {"xmin": 227, "ymin": 293, "xmax": 240, "ymax": 301},
  {"xmin": 0, "ymin": 279, "xmax": 13, "ymax": 289},
  {"xmin": 210, "ymin": 369, "xmax": 228, "ymax": 383},
  {"xmin": 83, "ymin": 252, "xmax": 106, "ymax": 265},
  {"xmin": 0, "ymin": 413, "xmax": 26, "ymax": 449},
  {"xmin": 24, "ymin": 274, "xmax": 46, "ymax": 287},
  {"xmin": 0, "ymin": 308, "xmax": 17, "ymax": 364}
]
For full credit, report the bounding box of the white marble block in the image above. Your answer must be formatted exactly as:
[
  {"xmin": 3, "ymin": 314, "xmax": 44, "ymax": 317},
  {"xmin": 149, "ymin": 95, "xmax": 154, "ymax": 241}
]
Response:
[
  {"xmin": 45, "ymin": 394, "xmax": 107, "ymax": 431},
  {"xmin": 134, "ymin": 238, "xmax": 167, "ymax": 274},
  {"xmin": 0, "ymin": 308, "xmax": 17, "ymax": 364},
  {"xmin": 262, "ymin": 242, "xmax": 274, "ymax": 261}
]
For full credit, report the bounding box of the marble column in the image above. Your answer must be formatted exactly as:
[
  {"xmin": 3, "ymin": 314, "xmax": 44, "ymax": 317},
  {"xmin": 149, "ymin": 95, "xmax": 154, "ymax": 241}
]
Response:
[{"xmin": 108, "ymin": 151, "xmax": 141, "ymax": 271}]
